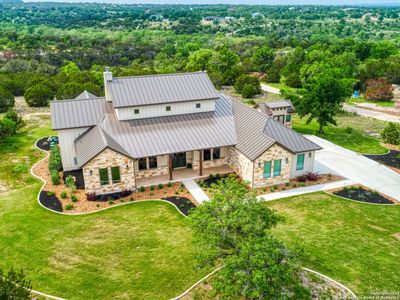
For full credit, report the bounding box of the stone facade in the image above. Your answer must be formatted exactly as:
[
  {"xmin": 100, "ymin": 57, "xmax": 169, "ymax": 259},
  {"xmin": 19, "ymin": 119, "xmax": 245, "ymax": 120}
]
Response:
[
  {"xmin": 253, "ymin": 144, "xmax": 292, "ymax": 188},
  {"xmin": 83, "ymin": 148, "xmax": 136, "ymax": 194},
  {"xmin": 227, "ymin": 147, "xmax": 254, "ymax": 184}
]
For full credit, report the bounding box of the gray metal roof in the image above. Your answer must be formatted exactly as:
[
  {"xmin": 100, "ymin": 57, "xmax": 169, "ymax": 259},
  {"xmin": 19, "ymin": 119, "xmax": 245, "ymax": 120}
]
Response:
[
  {"xmin": 265, "ymin": 100, "xmax": 292, "ymax": 109},
  {"xmin": 50, "ymin": 97, "xmax": 107, "ymax": 130},
  {"xmin": 75, "ymin": 90, "xmax": 98, "ymax": 100},
  {"xmin": 231, "ymin": 97, "xmax": 321, "ymax": 160},
  {"xmin": 75, "ymin": 124, "xmax": 131, "ymax": 167},
  {"xmin": 99, "ymin": 95, "xmax": 237, "ymax": 158},
  {"xmin": 108, "ymin": 72, "xmax": 219, "ymax": 108},
  {"xmin": 258, "ymin": 102, "xmax": 272, "ymax": 116}
]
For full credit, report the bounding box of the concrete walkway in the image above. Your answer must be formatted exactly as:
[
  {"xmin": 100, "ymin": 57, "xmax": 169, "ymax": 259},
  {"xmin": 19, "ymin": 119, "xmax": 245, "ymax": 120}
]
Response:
[
  {"xmin": 260, "ymin": 83, "xmax": 281, "ymax": 94},
  {"xmin": 343, "ymin": 104, "xmax": 400, "ymax": 123},
  {"xmin": 257, "ymin": 179, "xmax": 354, "ymax": 201},
  {"xmin": 182, "ymin": 179, "xmax": 209, "ymax": 204},
  {"xmin": 306, "ymin": 135, "xmax": 400, "ymax": 202}
]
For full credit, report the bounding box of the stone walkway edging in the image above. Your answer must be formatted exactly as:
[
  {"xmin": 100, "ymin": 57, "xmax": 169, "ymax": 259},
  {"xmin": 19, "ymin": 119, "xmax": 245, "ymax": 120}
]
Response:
[
  {"xmin": 32, "ymin": 138, "xmax": 190, "ymax": 217},
  {"xmin": 323, "ymin": 191, "xmax": 398, "ymax": 206},
  {"xmin": 170, "ymin": 265, "xmax": 357, "ymax": 300},
  {"xmin": 257, "ymin": 179, "xmax": 355, "ymax": 202}
]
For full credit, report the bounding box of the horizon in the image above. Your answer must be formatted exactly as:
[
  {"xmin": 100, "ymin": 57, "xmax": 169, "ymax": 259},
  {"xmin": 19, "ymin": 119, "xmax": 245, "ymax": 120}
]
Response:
[{"xmin": 21, "ymin": 0, "xmax": 400, "ymax": 6}]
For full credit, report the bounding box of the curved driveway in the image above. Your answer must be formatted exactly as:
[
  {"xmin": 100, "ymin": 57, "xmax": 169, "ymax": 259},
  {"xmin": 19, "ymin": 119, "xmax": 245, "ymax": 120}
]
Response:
[{"xmin": 306, "ymin": 135, "xmax": 400, "ymax": 202}]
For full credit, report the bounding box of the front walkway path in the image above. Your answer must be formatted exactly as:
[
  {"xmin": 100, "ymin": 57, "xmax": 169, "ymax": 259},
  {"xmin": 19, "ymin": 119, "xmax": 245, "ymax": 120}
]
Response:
[
  {"xmin": 257, "ymin": 179, "xmax": 355, "ymax": 201},
  {"xmin": 182, "ymin": 179, "xmax": 209, "ymax": 204},
  {"xmin": 343, "ymin": 104, "xmax": 400, "ymax": 123},
  {"xmin": 306, "ymin": 135, "xmax": 400, "ymax": 202}
]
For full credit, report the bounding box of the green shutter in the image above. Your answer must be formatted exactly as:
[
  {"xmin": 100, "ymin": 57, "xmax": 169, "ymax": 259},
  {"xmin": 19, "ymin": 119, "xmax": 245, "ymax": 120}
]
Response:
[
  {"xmin": 273, "ymin": 159, "xmax": 282, "ymax": 176},
  {"xmin": 263, "ymin": 161, "xmax": 271, "ymax": 178},
  {"xmin": 99, "ymin": 168, "xmax": 109, "ymax": 185},
  {"xmin": 296, "ymin": 154, "xmax": 305, "ymax": 171},
  {"xmin": 111, "ymin": 166, "xmax": 121, "ymax": 183}
]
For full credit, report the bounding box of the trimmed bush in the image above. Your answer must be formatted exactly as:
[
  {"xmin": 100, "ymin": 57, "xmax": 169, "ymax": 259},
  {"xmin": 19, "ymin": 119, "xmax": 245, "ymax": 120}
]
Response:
[
  {"xmin": 60, "ymin": 191, "xmax": 67, "ymax": 199},
  {"xmin": 47, "ymin": 191, "xmax": 55, "ymax": 196},
  {"xmin": 381, "ymin": 122, "xmax": 400, "ymax": 145},
  {"xmin": 138, "ymin": 186, "xmax": 146, "ymax": 192},
  {"xmin": 51, "ymin": 170, "xmax": 60, "ymax": 185},
  {"xmin": 48, "ymin": 146, "xmax": 62, "ymax": 172},
  {"xmin": 149, "ymin": 185, "xmax": 155, "ymax": 191},
  {"xmin": 71, "ymin": 194, "xmax": 78, "ymax": 202},
  {"xmin": 65, "ymin": 175, "xmax": 76, "ymax": 191},
  {"xmin": 158, "ymin": 183, "xmax": 163, "ymax": 190},
  {"xmin": 65, "ymin": 204, "xmax": 73, "ymax": 210},
  {"xmin": 86, "ymin": 192, "xmax": 96, "ymax": 201}
]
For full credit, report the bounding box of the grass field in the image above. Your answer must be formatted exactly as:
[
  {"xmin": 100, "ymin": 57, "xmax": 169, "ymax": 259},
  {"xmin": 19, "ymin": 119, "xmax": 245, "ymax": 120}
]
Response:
[
  {"xmin": 292, "ymin": 113, "xmax": 388, "ymax": 154},
  {"xmin": 347, "ymin": 97, "xmax": 395, "ymax": 107},
  {"xmin": 0, "ymin": 116, "xmax": 204, "ymax": 299},
  {"xmin": 265, "ymin": 192, "xmax": 400, "ymax": 296}
]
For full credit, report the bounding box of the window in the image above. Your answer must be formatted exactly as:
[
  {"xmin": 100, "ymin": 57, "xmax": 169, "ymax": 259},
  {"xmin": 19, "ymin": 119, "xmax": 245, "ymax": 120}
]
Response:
[
  {"xmin": 273, "ymin": 115, "xmax": 285, "ymax": 124},
  {"xmin": 213, "ymin": 148, "xmax": 220, "ymax": 160},
  {"xmin": 203, "ymin": 149, "xmax": 211, "ymax": 161},
  {"xmin": 138, "ymin": 158, "xmax": 147, "ymax": 170},
  {"xmin": 166, "ymin": 106, "xmax": 171, "ymax": 111},
  {"xmin": 263, "ymin": 161, "xmax": 271, "ymax": 178},
  {"xmin": 273, "ymin": 159, "xmax": 282, "ymax": 177},
  {"xmin": 196, "ymin": 103, "xmax": 201, "ymax": 109},
  {"xmin": 111, "ymin": 166, "xmax": 121, "ymax": 183},
  {"xmin": 134, "ymin": 109, "xmax": 140, "ymax": 114},
  {"xmin": 149, "ymin": 156, "xmax": 157, "ymax": 169},
  {"xmin": 285, "ymin": 114, "xmax": 292, "ymax": 122},
  {"xmin": 296, "ymin": 154, "xmax": 305, "ymax": 171},
  {"xmin": 99, "ymin": 168, "xmax": 109, "ymax": 185}
]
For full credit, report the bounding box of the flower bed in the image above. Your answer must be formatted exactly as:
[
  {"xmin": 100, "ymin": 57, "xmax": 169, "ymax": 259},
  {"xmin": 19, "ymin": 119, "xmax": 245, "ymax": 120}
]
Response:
[
  {"xmin": 33, "ymin": 156, "xmax": 196, "ymax": 213},
  {"xmin": 364, "ymin": 150, "xmax": 400, "ymax": 173},
  {"xmin": 332, "ymin": 186, "xmax": 395, "ymax": 204}
]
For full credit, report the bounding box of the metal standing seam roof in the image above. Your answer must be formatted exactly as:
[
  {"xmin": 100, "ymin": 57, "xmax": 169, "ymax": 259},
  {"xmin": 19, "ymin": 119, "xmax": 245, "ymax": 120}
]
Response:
[
  {"xmin": 74, "ymin": 90, "xmax": 98, "ymax": 100},
  {"xmin": 231, "ymin": 97, "xmax": 321, "ymax": 160},
  {"xmin": 99, "ymin": 95, "xmax": 237, "ymax": 159},
  {"xmin": 75, "ymin": 124, "xmax": 131, "ymax": 167},
  {"xmin": 108, "ymin": 72, "xmax": 220, "ymax": 108},
  {"xmin": 50, "ymin": 97, "xmax": 107, "ymax": 130}
]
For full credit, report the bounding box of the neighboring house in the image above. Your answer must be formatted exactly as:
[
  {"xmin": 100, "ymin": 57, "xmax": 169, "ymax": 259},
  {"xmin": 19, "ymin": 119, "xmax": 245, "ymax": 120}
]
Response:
[
  {"xmin": 50, "ymin": 71, "xmax": 321, "ymax": 195},
  {"xmin": 257, "ymin": 100, "xmax": 294, "ymax": 128}
]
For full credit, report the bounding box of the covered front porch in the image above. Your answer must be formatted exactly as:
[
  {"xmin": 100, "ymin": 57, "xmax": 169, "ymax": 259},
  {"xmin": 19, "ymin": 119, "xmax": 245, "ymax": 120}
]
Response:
[{"xmin": 136, "ymin": 164, "xmax": 234, "ymax": 187}]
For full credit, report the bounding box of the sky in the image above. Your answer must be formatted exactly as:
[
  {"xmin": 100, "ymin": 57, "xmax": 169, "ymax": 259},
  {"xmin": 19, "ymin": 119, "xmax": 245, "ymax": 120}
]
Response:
[{"xmin": 22, "ymin": 0, "xmax": 399, "ymax": 5}]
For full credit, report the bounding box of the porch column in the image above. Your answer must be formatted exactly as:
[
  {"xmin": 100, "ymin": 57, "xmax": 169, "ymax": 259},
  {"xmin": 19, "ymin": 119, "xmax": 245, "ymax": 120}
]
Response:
[
  {"xmin": 168, "ymin": 154, "xmax": 173, "ymax": 180},
  {"xmin": 199, "ymin": 150, "xmax": 203, "ymax": 176}
]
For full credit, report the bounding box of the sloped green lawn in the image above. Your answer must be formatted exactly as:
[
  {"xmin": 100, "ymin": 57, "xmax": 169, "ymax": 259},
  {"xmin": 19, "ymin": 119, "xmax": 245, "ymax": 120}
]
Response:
[
  {"xmin": 0, "ymin": 116, "xmax": 203, "ymax": 299},
  {"xmin": 265, "ymin": 193, "xmax": 400, "ymax": 297}
]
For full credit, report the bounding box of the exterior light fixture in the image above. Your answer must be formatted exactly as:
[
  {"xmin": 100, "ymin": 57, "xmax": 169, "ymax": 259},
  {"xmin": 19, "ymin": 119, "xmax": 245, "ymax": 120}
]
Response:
[
  {"xmin": 285, "ymin": 157, "xmax": 288, "ymax": 164},
  {"xmin": 89, "ymin": 170, "xmax": 93, "ymax": 176},
  {"xmin": 309, "ymin": 152, "xmax": 312, "ymax": 158},
  {"xmin": 126, "ymin": 164, "xmax": 129, "ymax": 170}
]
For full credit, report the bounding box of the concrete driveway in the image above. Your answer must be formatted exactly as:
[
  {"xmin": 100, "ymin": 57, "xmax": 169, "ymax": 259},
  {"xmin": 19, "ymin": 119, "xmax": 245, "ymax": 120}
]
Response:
[{"xmin": 306, "ymin": 135, "xmax": 400, "ymax": 202}]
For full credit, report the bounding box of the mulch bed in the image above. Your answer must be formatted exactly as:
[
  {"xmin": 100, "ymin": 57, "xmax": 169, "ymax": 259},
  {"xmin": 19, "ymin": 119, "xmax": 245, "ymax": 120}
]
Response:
[
  {"xmin": 161, "ymin": 196, "xmax": 197, "ymax": 216},
  {"xmin": 36, "ymin": 137, "xmax": 52, "ymax": 151},
  {"xmin": 92, "ymin": 190, "xmax": 133, "ymax": 202},
  {"xmin": 333, "ymin": 186, "xmax": 394, "ymax": 204},
  {"xmin": 39, "ymin": 190, "xmax": 63, "ymax": 212},
  {"xmin": 202, "ymin": 173, "xmax": 234, "ymax": 187},
  {"xmin": 365, "ymin": 150, "xmax": 400, "ymax": 171}
]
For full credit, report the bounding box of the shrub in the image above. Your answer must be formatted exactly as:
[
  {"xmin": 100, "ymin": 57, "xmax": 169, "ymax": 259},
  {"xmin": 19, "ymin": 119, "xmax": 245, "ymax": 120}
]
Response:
[
  {"xmin": 296, "ymin": 174, "xmax": 307, "ymax": 182},
  {"xmin": 24, "ymin": 83, "xmax": 54, "ymax": 107},
  {"xmin": 167, "ymin": 182, "xmax": 173, "ymax": 188},
  {"xmin": 186, "ymin": 163, "xmax": 193, "ymax": 169},
  {"xmin": 305, "ymin": 172, "xmax": 319, "ymax": 181},
  {"xmin": 150, "ymin": 185, "xmax": 155, "ymax": 191},
  {"xmin": 65, "ymin": 204, "xmax": 73, "ymax": 210},
  {"xmin": 46, "ymin": 191, "xmax": 55, "ymax": 196},
  {"xmin": 51, "ymin": 170, "xmax": 60, "ymax": 185},
  {"xmin": 345, "ymin": 127, "xmax": 353, "ymax": 134},
  {"xmin": 108, "ymin": 200, "xmax": 114, "ymax": 205},
  {"xmin": 0, "ymin": 87, "xmax": 15, "ymax": 113},
  {"xmin": 285, "ymin": 182, "xmax": 290, "ymax": 187},
  {"xmin": 381, "ymin": 122, "xmax": 400, "ymax": 145},
  {"xmin": 121, "ymin": 189, "xmax": 131, "ymax": 197},
  {"xmin": 60, "ymin": 191, "xmax": 67, "ymax": 199},
  {"xmin": 158, "ymin": 183, "xmax": 163, "ymax": 190},
  {"xmin": 86, "ymin": 192, "xmax": 96, "ymax": 201},
  {"xmin": 71, "ymin": 194, "xmax": 78, "ymax": 202},
  {"xmin": 0, "ymin": 117, "xmax": 17, "ymax": 139},
  {"xmin": 4, "ymin": 110, "xmax": 24, "ymax": 131},
  {"xmin": 48, "ymin": 146, "xmax": 62, "ymax": 172},
  {"xmin": 364, "ymin": 79, "xmax": 394, "ymax": 101},
  {"xmin": 65, "ymin": 175, "xmax": 76, "ymax": 191},
  {"xmin": 138, "ymin": 186, "xmax": 146, "ymax": 192}
]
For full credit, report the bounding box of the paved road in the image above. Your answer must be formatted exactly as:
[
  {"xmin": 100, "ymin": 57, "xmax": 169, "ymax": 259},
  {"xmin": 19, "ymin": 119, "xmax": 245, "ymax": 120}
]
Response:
[
  {"xmin": 343, "ymin": 104, "xmax": 400, "ymax": 123},
  {"xmin": 306, "ymin": 135, "xmax": 400, "ymax": 202},
  {"xmin": 260, "ymin": 83, "xmax": 281, "ymax": 94}
]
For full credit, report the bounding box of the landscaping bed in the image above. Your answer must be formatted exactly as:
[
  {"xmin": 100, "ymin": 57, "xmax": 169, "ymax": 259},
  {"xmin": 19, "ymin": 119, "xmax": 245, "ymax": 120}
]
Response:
[
  {"xmin": 161, "ymin": 196, "xmax": 196, "ymax": 216},
  {"xmin": 36, "ymin": 136, "xmax": 58, "ymax": 151},
  {"xmin": 332, "ymin": 186, "xmax": 395, "ymax": 204},
  {"xmin": 253, "ymin": 173, "xmax": 343, "ymax": 196},
  {"xmin": 364, "ymin": 149, "xmax": 400, "ymax": 173},
  {"xmin": 32, "ymin": 156, "xmax": 196, "ymax": 213},
  {"xmin": 39, "ymin": 190, "xmax": 63, "ymax": 212}
]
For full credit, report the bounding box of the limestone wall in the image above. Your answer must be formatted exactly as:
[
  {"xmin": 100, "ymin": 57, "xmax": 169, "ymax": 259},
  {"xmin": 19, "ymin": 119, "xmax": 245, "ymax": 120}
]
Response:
[
  {"xmin": 227, "ymin": 147, "xmax": 254, "ymax": 185},
  {"xmin": 83, "ymin": 148, "xmax": 135, "ymax": 194}
]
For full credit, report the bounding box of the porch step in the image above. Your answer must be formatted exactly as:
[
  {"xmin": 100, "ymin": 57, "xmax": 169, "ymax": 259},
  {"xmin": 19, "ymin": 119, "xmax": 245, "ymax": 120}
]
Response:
[{"xmin": 182, "ymin": 179, "xmax": 210, "ymax": 204}]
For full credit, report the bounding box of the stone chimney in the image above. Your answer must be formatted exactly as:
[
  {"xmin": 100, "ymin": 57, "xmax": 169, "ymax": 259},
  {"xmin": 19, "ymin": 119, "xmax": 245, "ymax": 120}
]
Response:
[{"xmin": 104, "ymin": 67, "xmax": 112, "ymax": 102}]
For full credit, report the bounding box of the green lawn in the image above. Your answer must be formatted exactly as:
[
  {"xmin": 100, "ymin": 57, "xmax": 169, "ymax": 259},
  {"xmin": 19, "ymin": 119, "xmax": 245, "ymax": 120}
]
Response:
[
  {"xmin": 347, "ymin": 97, "xmax": 395, "ymax": 107},
  {"xmin": 265, "ymin": 192, "xmax": 400, "ymax": 297},
  {"xmin": 292, "ymin": 114, "xmax": 388, "ymax": 154},
  {"xmin": 0, "ymin": 116, "xmax": 204, "ymax": 299}
]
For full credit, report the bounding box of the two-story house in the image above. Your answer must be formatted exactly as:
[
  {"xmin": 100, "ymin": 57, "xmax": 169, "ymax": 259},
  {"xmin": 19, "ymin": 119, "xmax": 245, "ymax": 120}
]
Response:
[
  {"xmin": 258, "ymin": 100, "xmax": 294, "ymax": 128},
  {"xmin": 50, "ymin": 71, "xmax": 321, "ymax": 195}
]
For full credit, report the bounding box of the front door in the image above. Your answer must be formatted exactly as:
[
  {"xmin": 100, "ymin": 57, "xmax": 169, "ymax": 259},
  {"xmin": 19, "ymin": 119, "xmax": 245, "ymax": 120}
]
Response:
[{"xmin": 172, "ymin": 152, "xmax": 186, "ymax": 168}]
